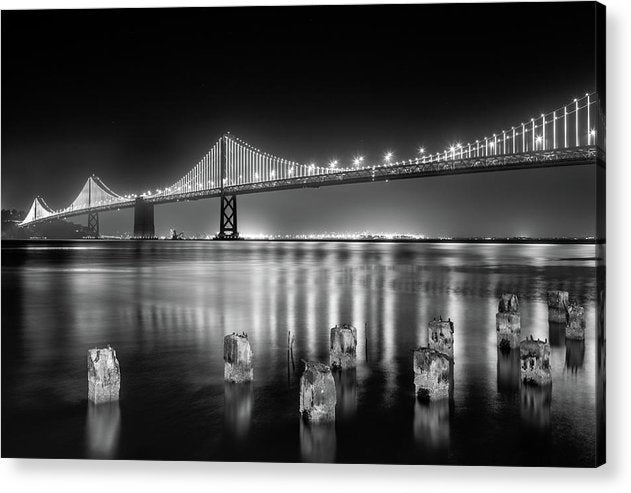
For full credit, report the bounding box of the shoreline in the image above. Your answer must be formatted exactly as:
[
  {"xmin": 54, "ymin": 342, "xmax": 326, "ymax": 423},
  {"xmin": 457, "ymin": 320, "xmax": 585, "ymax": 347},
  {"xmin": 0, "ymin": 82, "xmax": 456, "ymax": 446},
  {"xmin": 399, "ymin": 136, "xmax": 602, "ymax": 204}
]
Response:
[{"xmin": 2, "ymin": 237, "xmax": 606, "ymax": 245}]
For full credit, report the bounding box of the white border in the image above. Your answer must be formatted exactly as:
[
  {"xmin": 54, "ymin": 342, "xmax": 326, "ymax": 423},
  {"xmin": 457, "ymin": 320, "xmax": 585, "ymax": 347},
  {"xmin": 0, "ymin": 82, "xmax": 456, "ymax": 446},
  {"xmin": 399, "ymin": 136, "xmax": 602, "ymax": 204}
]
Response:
[{"xmin": 1, "ymin": 0, "xmax": 630, "ymax": 491}]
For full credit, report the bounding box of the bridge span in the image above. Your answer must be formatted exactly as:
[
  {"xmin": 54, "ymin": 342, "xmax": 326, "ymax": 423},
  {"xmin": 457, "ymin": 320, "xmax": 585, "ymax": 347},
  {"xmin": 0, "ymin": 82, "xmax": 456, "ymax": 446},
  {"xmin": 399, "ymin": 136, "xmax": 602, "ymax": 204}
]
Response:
[{"xmin": 20, "ymin": 92, "xmax": 605, "ymax": 238}]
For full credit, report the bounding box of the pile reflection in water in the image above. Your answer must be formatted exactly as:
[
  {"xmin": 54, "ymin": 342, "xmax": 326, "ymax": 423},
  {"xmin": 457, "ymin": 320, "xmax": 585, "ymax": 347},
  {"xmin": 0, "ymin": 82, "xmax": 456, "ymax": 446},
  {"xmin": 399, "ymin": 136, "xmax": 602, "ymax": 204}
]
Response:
[
  {"xmin": 224, "ymin": 381, "xmax": 253, "ymax": 442},
  {"xmin": 333, "ymin": 369, "xmax": 357, "ymax": 422},
  {"xmin": 86, "ymin": 402, "xmax": 121, "ymax": 459},
  {"xmin": 497, "ymin": 348, "xmax": 521, "ymax": 395},
  {"xmin": 548, "ymin": 322, "xmax": 566, "ymax": 348},
  {"xmin": 300, "ymin": 420, "xmax": 336, "ymax": 463},
  {"xmin": 520, "ymin": 384, "xmax": 552, "ymax": 430},
  {"xmin": 413, "ymin": 398, "xmax": 451, "ymax": 457},
  {"xmin": 565, "ymin": 339, "xmax": 586, "ymax": 373}
]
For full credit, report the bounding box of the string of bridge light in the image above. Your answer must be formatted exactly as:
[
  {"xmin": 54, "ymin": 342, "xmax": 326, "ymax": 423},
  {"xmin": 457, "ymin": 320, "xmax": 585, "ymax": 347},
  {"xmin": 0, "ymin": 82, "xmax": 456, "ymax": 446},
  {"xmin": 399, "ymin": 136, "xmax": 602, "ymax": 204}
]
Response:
[
  {"xmin": 83, "ymin": 91, "xmax": 602, "ymax": 203},
  {"xmin": 222, "ymin": 93, "xmax": 601, "ymax": 177},
  {"xmin": 255, "ymin": 92, "xmax": 599, "ymax": 172},
  {"xmin": 432, "ymin": 92, "xmax": 599, "ymax": 163},
  {"xmin": 151, "ymin": 139, "xmax": 223, "ymax": 197},
  {"xmin": 226, "ymin": 135, "xmax": 341, "ymax": 185},
  {"xmin": 55, "ymin": 176, "xmax": 128, "ymax": 214},
  {"xmin": 314, "ymin": 92, "xmax": 601, "ymax": 170}
]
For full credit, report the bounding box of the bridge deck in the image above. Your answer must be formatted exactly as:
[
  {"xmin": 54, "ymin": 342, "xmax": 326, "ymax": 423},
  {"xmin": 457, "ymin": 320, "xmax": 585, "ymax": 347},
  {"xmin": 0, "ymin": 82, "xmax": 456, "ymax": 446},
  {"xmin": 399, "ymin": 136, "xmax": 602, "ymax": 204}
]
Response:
[{"xmin": 22, "ymin": 146, "xmax": 604, "ymax": 226}]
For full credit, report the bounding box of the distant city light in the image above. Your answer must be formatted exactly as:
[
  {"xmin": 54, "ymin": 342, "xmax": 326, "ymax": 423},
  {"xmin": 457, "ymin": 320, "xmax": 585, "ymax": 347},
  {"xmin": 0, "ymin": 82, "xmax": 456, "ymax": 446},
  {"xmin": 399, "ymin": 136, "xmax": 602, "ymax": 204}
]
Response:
[
  {"xmin": 418, "ymin": 147, "xmax": 425, "ymax": 154},
  {"xmin": 384, "ymin": 152, "xmax": 393, "ymax": 163},
  {"xmin": 329, "ymin": 160, "xmax": 338, "ymax": 168}
]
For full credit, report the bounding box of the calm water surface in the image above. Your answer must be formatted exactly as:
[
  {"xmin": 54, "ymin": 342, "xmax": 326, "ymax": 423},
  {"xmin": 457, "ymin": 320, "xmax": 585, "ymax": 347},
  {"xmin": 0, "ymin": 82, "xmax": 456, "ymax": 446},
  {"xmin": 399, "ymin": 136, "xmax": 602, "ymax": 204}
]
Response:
[{"xmin": 1, "ymin": 240, "xmax": 604, "ymax": 465}]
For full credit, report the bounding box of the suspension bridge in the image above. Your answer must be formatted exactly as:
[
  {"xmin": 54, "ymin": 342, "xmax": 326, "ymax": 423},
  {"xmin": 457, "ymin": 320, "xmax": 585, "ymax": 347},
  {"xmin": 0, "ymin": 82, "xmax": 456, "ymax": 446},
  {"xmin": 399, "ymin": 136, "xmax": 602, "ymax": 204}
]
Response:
[{"xmin": 19, "ymin": 92, "xmax": 605, "ymax": 239}]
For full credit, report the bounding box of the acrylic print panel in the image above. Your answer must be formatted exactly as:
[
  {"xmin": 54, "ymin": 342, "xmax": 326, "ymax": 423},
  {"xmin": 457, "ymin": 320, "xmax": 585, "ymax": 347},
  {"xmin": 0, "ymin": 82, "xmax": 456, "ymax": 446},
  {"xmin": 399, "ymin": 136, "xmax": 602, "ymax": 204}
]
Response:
[{"xmin": 0, "ymin": 2, "xmax": 605, "ymax": 466}]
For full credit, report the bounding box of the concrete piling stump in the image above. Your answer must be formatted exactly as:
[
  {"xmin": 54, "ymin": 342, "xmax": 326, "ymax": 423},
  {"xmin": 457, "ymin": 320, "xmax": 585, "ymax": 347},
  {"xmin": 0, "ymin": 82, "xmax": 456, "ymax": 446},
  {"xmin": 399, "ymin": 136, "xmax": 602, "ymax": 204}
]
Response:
[
  {"xmin": 224, "ymin": 333, "xmax": 254, "ymax": 383},
  {"xmin": 520, "ymin": 336, "xmax": 552, "ymax": 386},
  {"xmin": 498, "ymin": 293, "xmax": 520, "ymax": 314},
  {"xmin": 496, "ymin": 293, "xmax": 521, "ymax": 351},
  {"xmin": 547, "ymin": 290, "xmax": 569, "ymax": 323},
  {"xmin": 413, "ymin": 347, "xmax": 452, "ymax": 401},
  {"xmin": 428, "ymin": 318, "xmax": 454, "ymax": 359},
  {"xmin": 565, "ymin": 303, "xmax": 586, "ymax": 340},
  {"xmin": 299, "ymin": 361, "xmax": 336, "ymax": 422},
  {"xmin": 87, "ymin": 345, "xmax": 121, "ymax": 404},
  {"xmin": 329, "ymin": 323, "xmax": 357, "ymax": 370},
  {"xmin": 496, "ymin": 313, "xmax": 521, "ymax": 351}
]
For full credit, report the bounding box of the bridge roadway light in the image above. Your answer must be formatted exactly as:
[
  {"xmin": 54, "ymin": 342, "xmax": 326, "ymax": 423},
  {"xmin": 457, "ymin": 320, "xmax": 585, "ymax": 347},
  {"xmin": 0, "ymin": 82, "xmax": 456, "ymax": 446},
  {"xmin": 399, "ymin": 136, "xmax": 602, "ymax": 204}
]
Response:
[{"xmin": 329, "ymin": 160, "xmax": 338, "ymax": 168}]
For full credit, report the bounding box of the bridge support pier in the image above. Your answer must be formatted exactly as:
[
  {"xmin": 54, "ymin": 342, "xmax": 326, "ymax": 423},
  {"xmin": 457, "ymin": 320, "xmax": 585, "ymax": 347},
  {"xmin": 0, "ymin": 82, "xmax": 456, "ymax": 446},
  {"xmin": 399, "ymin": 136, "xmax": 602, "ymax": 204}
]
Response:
[
  {"xmin": 133, "ymin": 197, "xmax": 155, "ymax": 239},
  {"xmin": 87, "ymin": 211, "xmax": 99, "ymax": 238},
  {"xmin": 215, "ymin": 194, "xmax": 240, "ymax": 240}
]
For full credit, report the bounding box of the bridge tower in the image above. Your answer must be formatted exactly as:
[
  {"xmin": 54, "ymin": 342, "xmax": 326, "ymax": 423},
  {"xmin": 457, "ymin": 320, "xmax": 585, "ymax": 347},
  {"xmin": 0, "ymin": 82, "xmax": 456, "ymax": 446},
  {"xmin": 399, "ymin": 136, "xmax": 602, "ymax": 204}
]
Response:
[
  {"xmin": 215, "ymin": 133, "xmax": 240, "ymax": 240},
  {"xmin": 133, "ymin": 197, "xmax": 155, "ymax": 239},
  {"xmin": 87, "ymin": 177, "xmax": 99, "ymax": 238},
  {"xmin": 87, "ymin": 212, "xmax": 99, "ymax": 238}
]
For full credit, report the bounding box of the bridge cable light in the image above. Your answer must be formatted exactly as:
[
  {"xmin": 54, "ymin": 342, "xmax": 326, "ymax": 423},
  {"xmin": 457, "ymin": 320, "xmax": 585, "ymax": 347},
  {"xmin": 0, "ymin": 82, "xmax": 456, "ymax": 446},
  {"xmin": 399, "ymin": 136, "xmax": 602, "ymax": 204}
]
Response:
[
  {"xmin": 587, "ymin": 94, "xmax": 591, "ymax": 144},
  {"xmin": 575, "ymin": 98, "xmax": 579, "ymax": 146}
]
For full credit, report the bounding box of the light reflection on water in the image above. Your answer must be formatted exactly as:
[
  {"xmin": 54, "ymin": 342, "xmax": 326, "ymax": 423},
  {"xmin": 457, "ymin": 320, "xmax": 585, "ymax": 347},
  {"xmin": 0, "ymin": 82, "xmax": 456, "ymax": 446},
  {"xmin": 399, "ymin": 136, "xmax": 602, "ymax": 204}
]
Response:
[{"xmin": 1, "ymin": 240, "xmax": 602, "ymax": 465}]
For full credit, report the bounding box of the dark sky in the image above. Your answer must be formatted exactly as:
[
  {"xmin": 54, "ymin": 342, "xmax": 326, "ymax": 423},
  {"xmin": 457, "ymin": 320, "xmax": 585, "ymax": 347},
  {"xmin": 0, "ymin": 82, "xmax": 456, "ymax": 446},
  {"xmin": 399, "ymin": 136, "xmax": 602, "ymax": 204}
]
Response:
[{"xmin": 1, "ymin": 3, "xmax": 601, "ymax": 237}]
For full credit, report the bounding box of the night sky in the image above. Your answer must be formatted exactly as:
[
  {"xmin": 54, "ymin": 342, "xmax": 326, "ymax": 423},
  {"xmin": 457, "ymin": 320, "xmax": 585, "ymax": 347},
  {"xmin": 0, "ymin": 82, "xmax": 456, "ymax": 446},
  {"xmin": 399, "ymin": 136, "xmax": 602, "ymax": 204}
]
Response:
[{"xmin": 1, "ymin": 3, "xmax": 601, "ymax": 237}]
